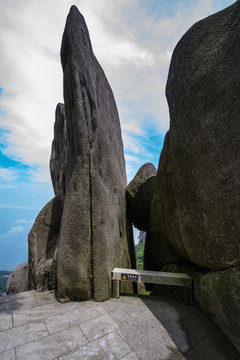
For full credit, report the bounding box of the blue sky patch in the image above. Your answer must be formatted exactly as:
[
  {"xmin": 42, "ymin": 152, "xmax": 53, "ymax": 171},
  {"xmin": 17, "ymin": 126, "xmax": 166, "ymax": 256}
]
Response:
[
  {"xmin": 0, "ymin": 148, "xmax": 28, "ymax": 169},
  {"xmin": 0, "ymin": 181, "xmax": 54, "ymax": 270}
]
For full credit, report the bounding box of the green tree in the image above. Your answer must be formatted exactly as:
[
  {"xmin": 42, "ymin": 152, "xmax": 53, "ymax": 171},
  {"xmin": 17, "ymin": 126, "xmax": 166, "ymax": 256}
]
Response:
[
  {"xmin": 135, "ymin": 231, "xmax": 146, "ymax": 270},
  {"xmin": 135, "ymin": 232, "xmax": 151, "ymax": 295}
]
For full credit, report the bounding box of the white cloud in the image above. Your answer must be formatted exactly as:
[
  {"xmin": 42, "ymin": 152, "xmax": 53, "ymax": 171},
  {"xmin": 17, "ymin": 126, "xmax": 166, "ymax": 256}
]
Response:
[
  {"xmin": 122, "ymin": 121, "xmax": 146, "ymax": 137},
  {"xmin": 0, "ymin": 0, "xmax": 235, "ymax": 183},
  {"xmin": 125, "ymin": 154, "xmax": 142, "ymax": 163},
  {"xmin": 7, "ymin": 225, "xmax": 25, "ymax": 235},
  {"xmin": 15, "ymin": 218, "xmax": 34, "ymax": 225},
  {"xmin": 0, "ymin": 184, "xmax": 17, "ymax": 189},
  {"xmin": 0, "ymin": 223, "xmax": 26, "ymax": 238},
  {"xmin": 0, "ymin": 167, "xmax": 18, "ymax": 182},
  {"xmin": 0, "ymin": 204, "xmax": 41, "ymax": 210}
]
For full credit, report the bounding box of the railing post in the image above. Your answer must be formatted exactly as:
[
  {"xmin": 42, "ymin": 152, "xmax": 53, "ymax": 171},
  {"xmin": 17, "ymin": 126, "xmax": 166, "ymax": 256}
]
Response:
[{"xmin": 112, "ymin": 279, "xmax": 120, "ymax": 298}]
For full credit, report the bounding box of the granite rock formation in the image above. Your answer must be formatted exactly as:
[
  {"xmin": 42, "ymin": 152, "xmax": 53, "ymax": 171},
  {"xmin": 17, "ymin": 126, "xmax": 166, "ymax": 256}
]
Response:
[
  {"xmin": 126, "ymin": 163, "xmax": 157, "ymax": 231},
  {"xmin": 28, "ymin": 197, "xmax": 63, "ymax": 291},
  {"xmin": 28, "ymin": 6, "xmax": 135, "ymax": 302},
  {"xmin": 146, "ymin": 1, "xmax": 240, "ymax": 271},
  {"xmin": 145, "ymin": 1, "xmax": 240, "ymax": 352},
  {"xmin": 51, "ymin": 6, "xmax": 135, "ymax": 302},
  {"xmin": 50, "ymin": 103, "xmax": 66, "ymax": 198},
  {"xmin": 6, "ymin": 262, "xmax": 28, "ymax": 295},
  {"xmin": 194, "ymin": 266, "xmax": 240, "ymax": 353},
  {"xmin": 144, "ymin": 132, "xmax": 189, "ymax": 272}
]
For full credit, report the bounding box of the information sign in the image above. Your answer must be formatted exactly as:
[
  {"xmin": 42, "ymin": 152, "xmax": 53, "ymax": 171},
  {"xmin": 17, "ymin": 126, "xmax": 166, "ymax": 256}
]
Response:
[{"xmin": 121, "ymin": 273, "xmax": 138, "ymax": 282}]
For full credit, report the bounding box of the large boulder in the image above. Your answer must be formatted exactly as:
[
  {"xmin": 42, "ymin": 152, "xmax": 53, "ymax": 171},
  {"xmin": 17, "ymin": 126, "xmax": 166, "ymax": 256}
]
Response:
[
  {"xmin": 28, "ymin": 196, "xmax": 63, "ymax": 291},
  {"xmin": 56, "ymin": 6, "xmax": 135, "ymax": 302},
  {"xmin": 145, "ymin": 133, "xmax": 189, "ymax": 272},
  {"xmin": 6, "ymin": 262, "xmax": 28, "ymax": 295},
  {"xmin": 126, "ymin": 163, "xmax": 157, "ymax": 231},
  {"xmin": 146, "ymin": 1, "xmax": 240, "ymax": 271},
  {"xmin": 194, "ymin": 266, "xmax": 240, "ymax": 353}
]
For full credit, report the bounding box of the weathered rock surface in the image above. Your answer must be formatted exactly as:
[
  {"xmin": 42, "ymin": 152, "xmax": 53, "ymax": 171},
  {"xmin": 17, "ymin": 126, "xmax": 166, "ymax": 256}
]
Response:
[
  {"xmin": 195, "ymin": 266, "xmax": 240, "ymax": 353},
  {"xmin": 144, "ymin": 133, "xmax": 189, "ymax": 272},
  {"xmin": 28, "ymin": 196, "xmax": 63, "ymax": 291},
  {"xmin": 6, "ymin": 262, "xmax": 28, "ymax": 295},
  {"xmin": 152, "ymin": 263, "xmax": 240, "ymax": 353},
  {"xmin": 50, "ymin": 103, "xmax": 67, "ymax": 198},
  {"xmin": 151, "ymin": 262, "xmax": 202, "ymax": 300},
  {"xmin": 126, "ymin": 163, "xmax": 157, "ymax": 231},
  {"xmin": 145, "ymin": 4, "xmax": 240, "ymax": 352},
  {"xmin": 55, "ymin": 6, "xmax": 135, "ymax": 302},
  {"xmin": 146, "ymin": 1, "xmax": 240, "ymax": 271}
]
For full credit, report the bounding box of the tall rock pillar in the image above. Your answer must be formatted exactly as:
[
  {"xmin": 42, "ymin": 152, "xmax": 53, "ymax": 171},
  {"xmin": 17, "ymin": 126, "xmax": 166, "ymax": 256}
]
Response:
[{"xmin": 56, "ymin": 6, "xmax": 135, "ymax": 302}]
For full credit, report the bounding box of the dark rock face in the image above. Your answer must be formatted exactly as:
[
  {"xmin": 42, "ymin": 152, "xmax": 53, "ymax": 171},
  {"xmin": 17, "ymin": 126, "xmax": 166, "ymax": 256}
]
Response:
[
  {"xmin": 50, "ymin": 104, "xmax": 67, "ymax": 198},
  {"xmin": 145, "ymin": 3, "xmax": 240, "ymax": 352},
  {"xmin": 126, "ymin": 163, "xmax": 157, "ymax": 231},
  {"xmin": 195, "ymin": 267, "xmax": 240, "ymax": 353},
  {"xmin": 146, "ymin": 2, "xmax": 240, "ymax": 271},
  {"xmin": 145, "ymin": 133, "xmax": 189, "ymax": 272},
  {"xmin": 55, "ymin": 6, "xmax": 135, "ymax": 302},
  {"xmin": 6, "ymin": 262, "xmax": 28, "ymax": 295},
  {"xmin": 27, "ymin": 6, "xmax": 135, "ymax": 302},
  {"xmin": 28, "ymin": 197, "xmax": 63, "ymax": 291}
]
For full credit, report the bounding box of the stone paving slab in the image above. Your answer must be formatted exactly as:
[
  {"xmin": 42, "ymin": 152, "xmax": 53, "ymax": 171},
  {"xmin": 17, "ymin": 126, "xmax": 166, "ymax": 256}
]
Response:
[
  {"xmin": 0, "ymin": 290, "xmax": 239, "ymax": 360},
  {"xmin": 0, "ymin": 321, "xmax": 48, "ymax": 352},
  {"xmin": 16, "ymin": 326, "xmax": 88, "ymax": 360},
  {"xmin": 0, "ymin": 348, "xmax": 16, "ymax": 360},
  {"xmin": 45, "ymin": 303, "xmax": 100, "ymax": 335},
  {"xmin": 162, "ymin": 311, "xmax": 215, "ymax": 355},
  {"xmin": 0, "ymin": 313, "xmax": 12, "ymax": 331},
  {"xmin": 59, "ymin": 332, "xmax": 132, "ymax": 360},
  {"xmin": 0, "ymin": 290, "xmax": 55, "ymax": 314},
  {"xmin": 183, "ymin": 329, "xmax": 240, "ymax": 360},
  {"xmin": 80, "ymin": 314, "xmax": 119, "ymax": 342},
  {"xmin": 13, "ymin": 300, "xmax": 87, "ymax": 327},
  {"xmin": 127, "ymin": 332, "xmax": 181, "ymax": 360},
  {"xmin": 116, "ymin": 317, "xmax": 166, "ymax": 350}
]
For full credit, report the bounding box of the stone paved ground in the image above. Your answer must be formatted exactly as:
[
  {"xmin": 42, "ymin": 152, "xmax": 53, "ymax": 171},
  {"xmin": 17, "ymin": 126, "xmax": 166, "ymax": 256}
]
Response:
[{"xmin": 0, "ymin": 290, "xmax": 239, "ymax": 360}]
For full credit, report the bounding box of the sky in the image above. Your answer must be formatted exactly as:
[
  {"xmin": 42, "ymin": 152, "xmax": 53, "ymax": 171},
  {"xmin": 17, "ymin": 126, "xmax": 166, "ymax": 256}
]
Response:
[{"xmin": 0, "ymin": 0, "xmax": 235, "ymax": 270}]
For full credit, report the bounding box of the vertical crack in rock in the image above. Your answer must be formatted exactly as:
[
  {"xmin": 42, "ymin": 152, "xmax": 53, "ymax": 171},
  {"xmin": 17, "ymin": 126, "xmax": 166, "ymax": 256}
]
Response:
[
  {"xmin": 89, "ymin": 154, "xmax": 94, "ymax": 295},
  {"xmin": 83, "ymin": 86, "xmax": 94, "ymax": 296},
  {"xmin": 80, "ymin": 79, "xmax": 97, "ymax": 296}
]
